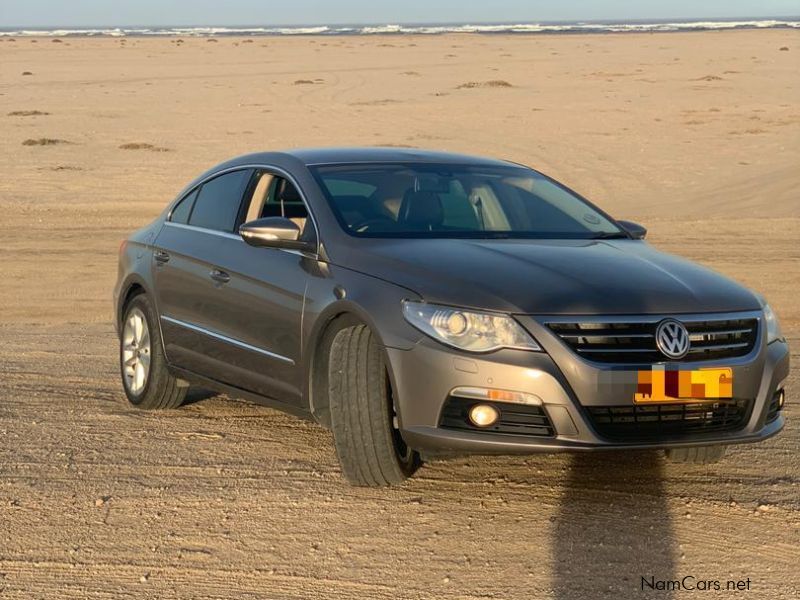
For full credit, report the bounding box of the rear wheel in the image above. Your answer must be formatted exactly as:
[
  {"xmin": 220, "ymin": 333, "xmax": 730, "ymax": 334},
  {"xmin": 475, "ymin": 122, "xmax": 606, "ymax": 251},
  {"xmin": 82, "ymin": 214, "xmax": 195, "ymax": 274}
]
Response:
[
  {"xmin": 120, "ymin": 293, "xmax": 187, "ymax": 410},
  {"xmin": 665, "ymin": 445, "xmax": 727, "ymax": 464},
  {"xmin": 328, "ymin": 324, "xmax": 420, "ymax": 486}
]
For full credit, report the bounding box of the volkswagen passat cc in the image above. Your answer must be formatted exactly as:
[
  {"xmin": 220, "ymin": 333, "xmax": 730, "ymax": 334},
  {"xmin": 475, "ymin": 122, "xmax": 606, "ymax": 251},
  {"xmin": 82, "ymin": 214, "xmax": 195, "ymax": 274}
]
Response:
[{"xmin": 114, "ymin": 148, "xmax": 789, "ymax": 486}]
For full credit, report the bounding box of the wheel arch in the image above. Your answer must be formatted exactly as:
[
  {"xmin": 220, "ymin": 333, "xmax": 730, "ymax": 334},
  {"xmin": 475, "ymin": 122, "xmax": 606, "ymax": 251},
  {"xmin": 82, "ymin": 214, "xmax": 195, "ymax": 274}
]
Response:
[
  {"xmin": 115, "ymin": 276, "xmax": 171, "ymax": 368},
  {"xmin": 305, "ymin": 301, "xmax": 404, "ymax": 429},
  {"xmin": 116, "ymin": 274, "xmax": 153, "ymax": 328},
  {"xmin": 121, "ymin": 281, "xmax": 145, "ymax": 310}
]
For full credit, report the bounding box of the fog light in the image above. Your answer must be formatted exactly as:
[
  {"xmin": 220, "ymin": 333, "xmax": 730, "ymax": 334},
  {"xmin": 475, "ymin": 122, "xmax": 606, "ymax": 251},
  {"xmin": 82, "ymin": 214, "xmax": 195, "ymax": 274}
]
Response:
[
  {"xmin": 777, "ymin": 389, "xmax": 785, "ymax": 409},
  {"xmin": 469, "ymin": 404, "xmax": 500, "ymax": 427}
]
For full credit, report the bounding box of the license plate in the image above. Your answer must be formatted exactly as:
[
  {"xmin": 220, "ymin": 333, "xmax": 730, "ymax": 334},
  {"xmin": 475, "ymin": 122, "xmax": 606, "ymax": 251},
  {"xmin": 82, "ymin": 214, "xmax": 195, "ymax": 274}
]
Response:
[{"xmin": 634, "ymin": 366, "xmax": 733, "ymax": 403}]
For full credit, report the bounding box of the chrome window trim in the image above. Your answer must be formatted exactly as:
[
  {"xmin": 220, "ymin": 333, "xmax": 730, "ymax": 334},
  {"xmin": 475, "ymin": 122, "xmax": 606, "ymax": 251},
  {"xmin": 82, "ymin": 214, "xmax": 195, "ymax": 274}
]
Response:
[
  {"xmin": 166, "ymin": 163, "xmax": 321, "ymax": 256},
  {"xmin": 164, "ymin": 221, "xmax": 242, "ymax": 241},
  {"xmin": 161, "ymin": 315, "xmax": 295, "ymax": 365},
  {"xmin": 162, "ymin": 221, "xmax": 310, "ymax": 258}
]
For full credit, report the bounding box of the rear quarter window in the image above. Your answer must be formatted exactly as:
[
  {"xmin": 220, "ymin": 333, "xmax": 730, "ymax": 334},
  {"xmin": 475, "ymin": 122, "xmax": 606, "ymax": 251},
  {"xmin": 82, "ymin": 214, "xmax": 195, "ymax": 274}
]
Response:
[{"xmin": 169, "ymin": 188, "xmax": 198, "ymax": 224}]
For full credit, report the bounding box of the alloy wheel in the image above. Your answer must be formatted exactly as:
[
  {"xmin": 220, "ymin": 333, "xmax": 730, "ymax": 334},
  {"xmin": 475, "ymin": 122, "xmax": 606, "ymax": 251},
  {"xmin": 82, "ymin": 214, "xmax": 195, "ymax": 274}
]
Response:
[{"xmin": 122, "ymin": 307, "xmax": 151, "ymax": 395}]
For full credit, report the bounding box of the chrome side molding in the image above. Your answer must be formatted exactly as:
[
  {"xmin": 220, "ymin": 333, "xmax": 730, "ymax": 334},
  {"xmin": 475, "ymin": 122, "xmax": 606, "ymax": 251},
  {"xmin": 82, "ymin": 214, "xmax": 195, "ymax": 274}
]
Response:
[{"xmin": 160, "ymin": 315, "xmax": 295, "ymax": 364}]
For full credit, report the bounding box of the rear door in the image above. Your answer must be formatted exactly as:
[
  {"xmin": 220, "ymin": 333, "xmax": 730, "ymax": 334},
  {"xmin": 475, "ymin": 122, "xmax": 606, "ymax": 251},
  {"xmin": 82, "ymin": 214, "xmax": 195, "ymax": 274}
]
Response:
[
  {"xmin": 154, "ymin": 168, "xmax": 314, "ymax": 407},
  {"xmin": 153, "ymin": 168, "xmax": 254, "ymax": 381}
]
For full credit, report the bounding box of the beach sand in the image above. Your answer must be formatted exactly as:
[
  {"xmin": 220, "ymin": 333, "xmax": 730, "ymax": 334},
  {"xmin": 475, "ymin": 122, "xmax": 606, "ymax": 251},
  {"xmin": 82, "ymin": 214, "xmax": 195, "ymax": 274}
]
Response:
[{"xmin": 0, "ymin": 30, "xmax": 798, "ymax": 598}]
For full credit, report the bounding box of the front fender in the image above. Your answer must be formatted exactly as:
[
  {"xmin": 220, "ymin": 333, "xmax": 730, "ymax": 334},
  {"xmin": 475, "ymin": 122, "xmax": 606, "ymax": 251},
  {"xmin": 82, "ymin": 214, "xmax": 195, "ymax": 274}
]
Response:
[
  {"xmin": 302, "ymin": 263, "xmax": 423, "ymax": 355},
  {"xmin": 300, "ymin": 263, "xmax": 424, "ymax": 419}
]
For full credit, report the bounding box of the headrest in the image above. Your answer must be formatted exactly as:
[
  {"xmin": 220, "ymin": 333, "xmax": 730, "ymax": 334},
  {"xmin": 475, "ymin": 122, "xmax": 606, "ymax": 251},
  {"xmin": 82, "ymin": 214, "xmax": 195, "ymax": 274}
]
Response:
[
  {"xmin": 399, "ymin": 190, "xmax": 443, "ymax": 229},
  {"xmin": 278, "ymin": 179, "xmax": 301, "ymax": 202}
]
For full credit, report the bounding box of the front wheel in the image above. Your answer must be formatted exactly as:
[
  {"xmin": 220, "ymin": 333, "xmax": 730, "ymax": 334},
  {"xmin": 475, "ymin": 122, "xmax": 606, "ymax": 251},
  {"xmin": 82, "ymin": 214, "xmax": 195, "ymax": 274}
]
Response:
[
  {"xmin": 328, "ymin": 324, "xmax": 420, "ymax": 486},
  {"xmin": 120, "ymin": 293, "xmax": 187, "ymax": 410},
  {"xmin": 665, "ymin": 445, "xmax": 727, "ymax": 464}
]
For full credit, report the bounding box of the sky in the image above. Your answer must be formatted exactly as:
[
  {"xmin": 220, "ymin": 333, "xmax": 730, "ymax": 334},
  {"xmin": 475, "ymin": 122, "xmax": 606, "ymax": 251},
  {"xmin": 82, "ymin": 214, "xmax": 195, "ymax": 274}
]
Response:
[{"xmin": 1, "ymin": 0, "xmax": 798, "ymax": 27}]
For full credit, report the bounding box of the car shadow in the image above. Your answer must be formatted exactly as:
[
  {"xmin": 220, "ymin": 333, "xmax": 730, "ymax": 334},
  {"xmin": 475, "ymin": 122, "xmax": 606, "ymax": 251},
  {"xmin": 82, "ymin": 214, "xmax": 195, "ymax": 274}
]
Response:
[
  {"xmin": 552, "ymin": 451, "xmax": 678, "ymax": 599},
  {"xmin": 181, "ymin": 387, "xmax": 221, "ymax": 406}
]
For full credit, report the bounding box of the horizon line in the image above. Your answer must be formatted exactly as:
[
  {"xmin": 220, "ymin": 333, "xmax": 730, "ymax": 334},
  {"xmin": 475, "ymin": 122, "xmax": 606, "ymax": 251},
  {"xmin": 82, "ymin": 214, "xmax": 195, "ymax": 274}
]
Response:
[{"xmin": 3, "ymin": 15, "xmax": 800, "ymax": 30}]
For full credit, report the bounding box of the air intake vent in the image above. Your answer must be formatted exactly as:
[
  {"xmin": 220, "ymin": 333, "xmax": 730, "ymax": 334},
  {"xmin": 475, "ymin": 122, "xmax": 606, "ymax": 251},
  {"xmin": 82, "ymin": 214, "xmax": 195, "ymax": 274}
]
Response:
[{"xmin": 587, "ymin": 400, "xmax": 751, "ymax": 440}]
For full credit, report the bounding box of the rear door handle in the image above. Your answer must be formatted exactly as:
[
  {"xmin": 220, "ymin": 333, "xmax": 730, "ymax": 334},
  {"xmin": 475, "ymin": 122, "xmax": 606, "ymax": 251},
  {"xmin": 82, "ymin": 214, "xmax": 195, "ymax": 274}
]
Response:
[
  {"xmin": 209, "ymin": 269, "xmax": 231, "ymax": 284},
  {"xmin": 154, "ymin": 250, "xmax": 170, "ymax": 264}
]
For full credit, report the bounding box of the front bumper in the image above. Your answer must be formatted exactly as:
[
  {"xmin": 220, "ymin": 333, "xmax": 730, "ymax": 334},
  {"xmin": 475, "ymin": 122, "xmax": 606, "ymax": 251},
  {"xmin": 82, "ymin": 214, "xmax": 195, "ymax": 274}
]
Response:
[{"xmin": 387, "ymin": 324, "xmax": 789, "ymax": 456}]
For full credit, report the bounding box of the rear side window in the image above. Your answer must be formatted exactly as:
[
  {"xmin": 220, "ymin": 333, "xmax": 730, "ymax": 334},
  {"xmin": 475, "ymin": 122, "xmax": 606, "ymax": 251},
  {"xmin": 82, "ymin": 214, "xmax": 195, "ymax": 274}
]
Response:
[
  {"xmin": 169, "ymin": 188, "xmax": 198, "ymax": 224},
  {"xmin": 188, "ymin": 169, "xmax": 253, "ymax": 232}
]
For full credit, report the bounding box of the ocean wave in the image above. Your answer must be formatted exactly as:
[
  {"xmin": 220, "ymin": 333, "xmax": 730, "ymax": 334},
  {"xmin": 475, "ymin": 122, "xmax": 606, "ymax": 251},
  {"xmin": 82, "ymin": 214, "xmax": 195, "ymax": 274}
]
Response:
[{"xmin": 1, "ymin": 20, "xmax": 798, "ymax": 37}]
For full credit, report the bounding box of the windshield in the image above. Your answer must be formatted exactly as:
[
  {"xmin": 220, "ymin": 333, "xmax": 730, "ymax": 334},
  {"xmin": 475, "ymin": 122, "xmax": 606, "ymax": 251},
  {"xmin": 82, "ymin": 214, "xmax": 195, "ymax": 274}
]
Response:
[{"xmin": 311, "ymin": 163, "xmax": 625, "ymax": 239}]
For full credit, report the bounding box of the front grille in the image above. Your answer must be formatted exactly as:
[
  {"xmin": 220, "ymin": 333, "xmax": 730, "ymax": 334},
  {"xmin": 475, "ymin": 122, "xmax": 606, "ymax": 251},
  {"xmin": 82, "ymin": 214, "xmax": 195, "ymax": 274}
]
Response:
[
  {"xmin": 440, "ymin": 396, "xmax": 554, "ymax": 437},
  {"xmin": 587, "ymin": 400, "xmax": 751, "ymax": 440},
  {"xmin": 547, "ymin": 317, "xmax": 758, "ymax": 363}
]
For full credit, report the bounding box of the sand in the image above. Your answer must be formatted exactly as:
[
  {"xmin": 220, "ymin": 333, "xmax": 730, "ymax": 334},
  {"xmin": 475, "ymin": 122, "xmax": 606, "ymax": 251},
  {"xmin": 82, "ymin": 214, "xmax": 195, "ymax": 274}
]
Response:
[{"xmin": 0, "ymin": 30, "xmax": 798, "ymax": 599}]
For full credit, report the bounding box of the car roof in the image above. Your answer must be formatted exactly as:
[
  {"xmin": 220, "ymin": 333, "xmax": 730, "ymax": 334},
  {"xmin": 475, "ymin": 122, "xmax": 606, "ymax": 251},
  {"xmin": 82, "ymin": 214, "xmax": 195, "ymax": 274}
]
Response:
[
  {"xmin": 223, "ymin": 147, "xmax": 519, "ymax": 168},
  {"xmin": 186, "ymin": 147, "xmax": 530, "ymax": 196},
  {"xmin": 289, "ymin": 147, "xmax": 518, "ymax": 167}
]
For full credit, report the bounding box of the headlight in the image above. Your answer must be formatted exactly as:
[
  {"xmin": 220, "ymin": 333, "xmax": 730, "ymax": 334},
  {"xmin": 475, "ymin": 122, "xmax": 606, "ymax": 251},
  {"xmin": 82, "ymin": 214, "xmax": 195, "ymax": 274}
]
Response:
[
  {"xmin": 763, "ymin": 302, "xmax": 785, "ymax": 344},
  {"xmin": 402, "ymin": 301, "xmax": 541, "ymax": 352}
]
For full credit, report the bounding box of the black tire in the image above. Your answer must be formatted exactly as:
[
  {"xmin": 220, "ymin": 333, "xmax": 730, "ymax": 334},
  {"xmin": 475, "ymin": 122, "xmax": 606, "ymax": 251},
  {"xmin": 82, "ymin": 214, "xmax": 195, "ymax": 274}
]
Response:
[
  {"xmin": 119, "ymin": 293, "xmax": 187, "ymax": 410},
  {"xmin": 665, "ymin": 445, "xmax": 727, "ymax": 464},
  {"xmin": 328, "ymin": 324, "xmax": 420, "ymax": 486}
]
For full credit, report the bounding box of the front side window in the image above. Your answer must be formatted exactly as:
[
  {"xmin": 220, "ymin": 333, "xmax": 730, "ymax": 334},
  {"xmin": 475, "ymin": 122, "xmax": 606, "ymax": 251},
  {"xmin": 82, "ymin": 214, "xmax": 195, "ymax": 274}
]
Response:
[
  {"xmin": 311, "ymin": 163, "xmax": 623, "ymax": 239},
  {"xmin": 244, "ymin": 171, "xmax": 310, "ymax": 235},
  {"xmin": 188, "ymin": 169, "xmax": 253, "ymax": 232}
]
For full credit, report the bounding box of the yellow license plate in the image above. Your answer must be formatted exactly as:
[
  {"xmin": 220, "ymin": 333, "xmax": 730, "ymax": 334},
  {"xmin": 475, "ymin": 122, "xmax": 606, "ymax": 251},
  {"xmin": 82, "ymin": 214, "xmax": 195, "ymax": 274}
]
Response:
[{"xmin": 634, "ymin": 367, "xmax": 733, "ymax": 403}]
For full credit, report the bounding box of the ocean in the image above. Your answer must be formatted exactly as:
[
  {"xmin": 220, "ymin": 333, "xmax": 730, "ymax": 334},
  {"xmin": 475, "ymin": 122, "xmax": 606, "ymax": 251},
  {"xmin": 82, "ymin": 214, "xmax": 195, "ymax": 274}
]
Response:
[{"xmin": 1, "ymin": 18, "xmax": 799, "ymax": 37}]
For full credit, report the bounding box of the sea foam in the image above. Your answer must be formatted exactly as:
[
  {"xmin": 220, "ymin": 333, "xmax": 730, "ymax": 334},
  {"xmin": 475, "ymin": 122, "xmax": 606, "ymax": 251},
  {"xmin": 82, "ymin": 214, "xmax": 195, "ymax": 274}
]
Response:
[{"xmin": 1, "ymin": 20, "xmax": 798, "ymax": 37}]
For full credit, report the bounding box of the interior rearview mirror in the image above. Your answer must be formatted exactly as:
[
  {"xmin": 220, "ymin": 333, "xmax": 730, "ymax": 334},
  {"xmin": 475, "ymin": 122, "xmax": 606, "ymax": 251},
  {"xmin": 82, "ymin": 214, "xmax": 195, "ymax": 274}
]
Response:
[
  {"xmin": 617, "ymin": 219, "xmax": 647, "ymax": 240},
  {"xmin": 240, "ymin": 217, "xmax": 313, "ymax": 251}
]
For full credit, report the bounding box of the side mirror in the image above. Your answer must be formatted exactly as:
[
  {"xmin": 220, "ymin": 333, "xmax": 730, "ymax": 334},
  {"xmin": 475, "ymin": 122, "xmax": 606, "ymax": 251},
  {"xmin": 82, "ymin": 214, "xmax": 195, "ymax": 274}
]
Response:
[
  {"xmin": 240, "ymin": 217, "xmax": 314, "ymax": 252},
  {"xmin": 617, "ymin": 220, "xmax": 647, "ymax": 240}
]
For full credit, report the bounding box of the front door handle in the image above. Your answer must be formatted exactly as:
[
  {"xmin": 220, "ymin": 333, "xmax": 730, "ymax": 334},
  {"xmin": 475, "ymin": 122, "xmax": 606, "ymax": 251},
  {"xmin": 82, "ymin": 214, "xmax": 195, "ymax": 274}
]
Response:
[
  {"xmin": 154, "ymin": 249, "xmax": 170, "ymax": 264},
  {"xmin": 209, "ymin": 269, "xmax": 231, "ymax": 284}
]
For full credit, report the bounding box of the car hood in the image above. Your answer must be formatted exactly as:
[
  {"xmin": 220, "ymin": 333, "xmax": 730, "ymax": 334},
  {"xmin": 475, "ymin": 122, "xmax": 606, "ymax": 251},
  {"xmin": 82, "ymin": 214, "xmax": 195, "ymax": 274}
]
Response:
[{"xmin": 342, "ymin": 238, "xmax": 760, "ymax": 315}]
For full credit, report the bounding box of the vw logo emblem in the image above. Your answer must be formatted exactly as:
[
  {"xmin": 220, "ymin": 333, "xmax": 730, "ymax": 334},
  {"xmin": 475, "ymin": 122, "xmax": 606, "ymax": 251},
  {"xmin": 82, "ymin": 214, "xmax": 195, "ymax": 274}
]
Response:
[{"xmin": 655, "ymin": 319, "xmax": 690, "ymax": 359}]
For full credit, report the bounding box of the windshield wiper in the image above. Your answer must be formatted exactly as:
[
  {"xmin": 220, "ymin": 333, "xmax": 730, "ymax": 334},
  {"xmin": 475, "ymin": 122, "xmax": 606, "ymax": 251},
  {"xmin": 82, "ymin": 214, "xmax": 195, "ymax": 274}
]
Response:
[{"xmin": 590, "ymin": 232, "xmax": 630, "ymax": 240}]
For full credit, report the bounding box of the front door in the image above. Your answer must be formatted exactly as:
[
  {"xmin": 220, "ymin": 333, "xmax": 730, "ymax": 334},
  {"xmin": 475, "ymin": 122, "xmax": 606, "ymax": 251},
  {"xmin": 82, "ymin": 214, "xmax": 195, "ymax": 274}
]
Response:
[{"xmin": 203, "ymin": 171, "xmax": 316, "ymax": 405}]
